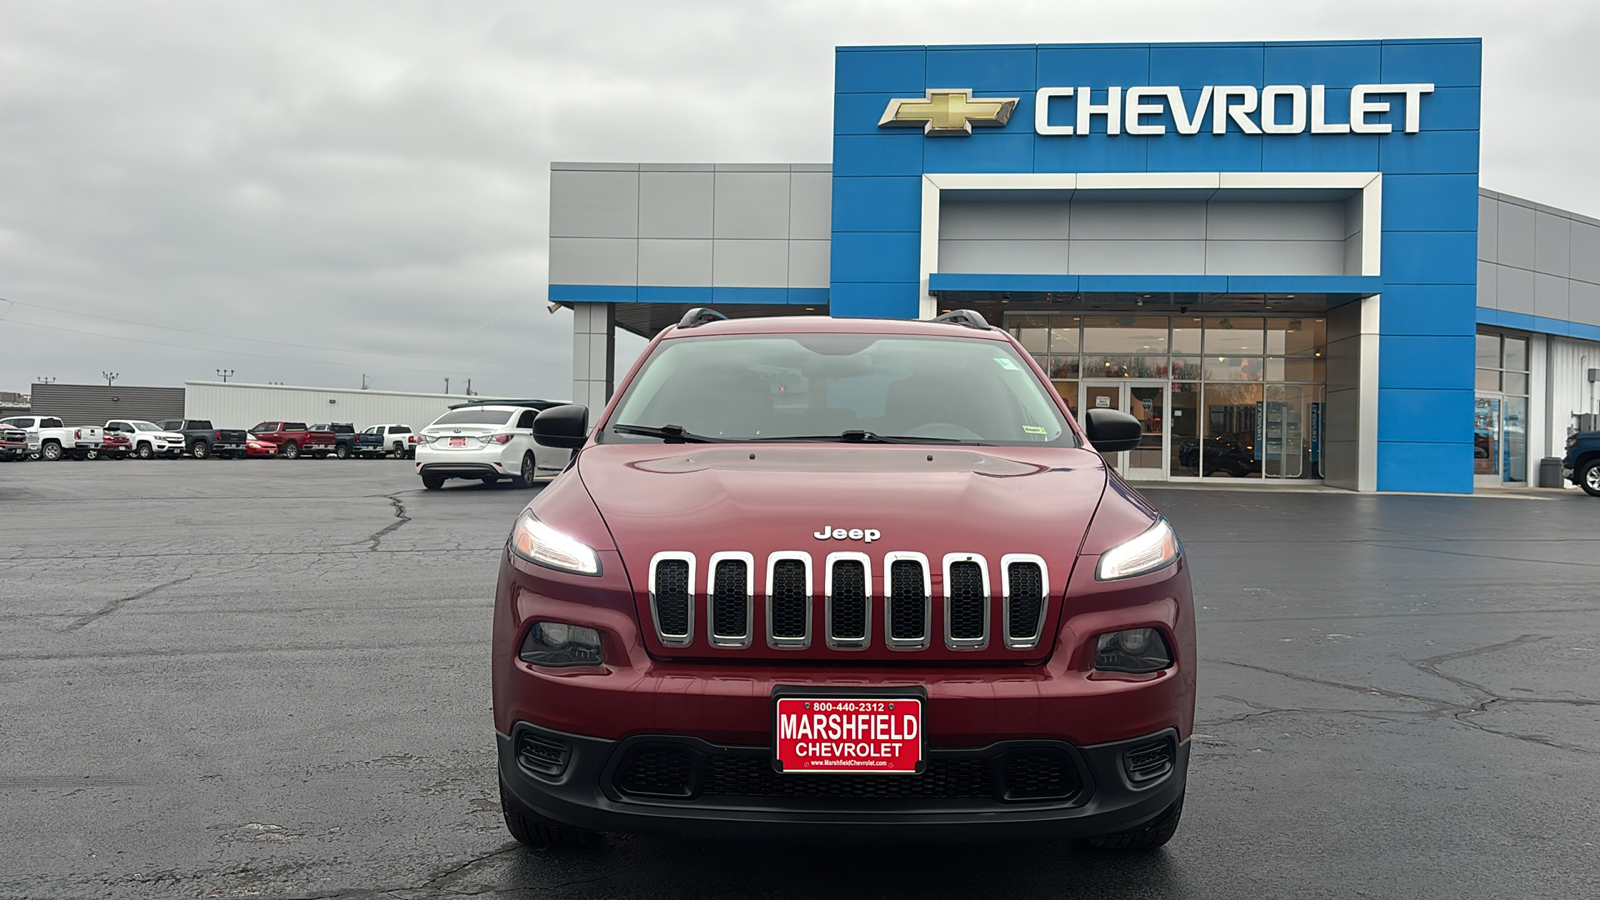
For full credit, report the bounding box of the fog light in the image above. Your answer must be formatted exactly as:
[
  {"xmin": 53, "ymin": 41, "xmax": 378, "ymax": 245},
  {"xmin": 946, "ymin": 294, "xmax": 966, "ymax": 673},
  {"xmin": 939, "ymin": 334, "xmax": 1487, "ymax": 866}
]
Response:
[
  {"xmin": 1095, "ymin": 628, "xmax": 1172, "ymax": 673},
  {"xmin": 519, "ymin": 621, "xmax": 604, "ymax": 667}
]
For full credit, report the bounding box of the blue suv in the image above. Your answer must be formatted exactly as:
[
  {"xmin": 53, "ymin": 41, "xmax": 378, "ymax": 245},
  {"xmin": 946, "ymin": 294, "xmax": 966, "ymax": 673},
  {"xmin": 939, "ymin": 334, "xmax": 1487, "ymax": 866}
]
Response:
[{"xmin": 1563, "ymin": 431, "xmax": 1600, "ymax": 496}]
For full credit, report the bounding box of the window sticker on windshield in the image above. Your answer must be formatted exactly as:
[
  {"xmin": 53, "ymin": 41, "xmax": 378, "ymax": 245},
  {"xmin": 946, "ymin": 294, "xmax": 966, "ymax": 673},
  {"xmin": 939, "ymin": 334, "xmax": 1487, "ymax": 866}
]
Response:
[
  {"xmin": 994, "ymin": 357, "xmax": 1022, "ymax": 371},
  {"xmin": 1022, "ymin": 425, "xmax": 1048, "ymax": 435}
]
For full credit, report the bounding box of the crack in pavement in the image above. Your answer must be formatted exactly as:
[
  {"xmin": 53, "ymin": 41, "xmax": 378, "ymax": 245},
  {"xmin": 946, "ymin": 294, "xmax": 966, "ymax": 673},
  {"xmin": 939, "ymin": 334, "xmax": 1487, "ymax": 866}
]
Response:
[
  {"xmin": 1212, "ymin": 634, "xmax": 1600, "ymax": 756},
  {"xmin": 61, "ymin": 575, "xmax": 193, "ymax": 632},
  {"xmin": 365, "ymin": 493, "xmax": 413, "ymax": 552}
]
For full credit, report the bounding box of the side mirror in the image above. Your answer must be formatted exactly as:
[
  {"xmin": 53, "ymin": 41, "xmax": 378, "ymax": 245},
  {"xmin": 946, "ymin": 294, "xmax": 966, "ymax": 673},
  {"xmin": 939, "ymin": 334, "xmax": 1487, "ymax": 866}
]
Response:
[
  {"xmin": 1084, "ymin": 408, "xmax": 1142, "ymax": 454},
  {"xmin": 533, "ymin": 405, "xmax": 589, "ymax": 449}
]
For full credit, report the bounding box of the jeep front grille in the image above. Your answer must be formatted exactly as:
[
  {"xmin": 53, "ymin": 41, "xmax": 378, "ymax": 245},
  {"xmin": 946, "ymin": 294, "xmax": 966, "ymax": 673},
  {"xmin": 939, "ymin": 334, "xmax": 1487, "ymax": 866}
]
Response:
[{"xmin": 646, "ymin": 551, "xmax": 1051, "ymax": 654}]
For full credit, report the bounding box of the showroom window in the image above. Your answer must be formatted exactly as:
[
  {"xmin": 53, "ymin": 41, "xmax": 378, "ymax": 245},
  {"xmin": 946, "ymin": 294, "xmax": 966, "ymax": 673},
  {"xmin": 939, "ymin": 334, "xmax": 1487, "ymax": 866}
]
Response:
[{"xmin": 1474, "ymin": 331, "xmax": 1529, "ymax": 483}]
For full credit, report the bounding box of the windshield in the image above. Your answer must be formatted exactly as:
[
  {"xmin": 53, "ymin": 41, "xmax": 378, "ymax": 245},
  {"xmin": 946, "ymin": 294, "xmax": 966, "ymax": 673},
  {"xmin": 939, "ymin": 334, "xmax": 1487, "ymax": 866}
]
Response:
[
  {"xmin": 131, "ymin": 421, "xmax": 161, "ymax": 431},
  {"xmin": 605, "ymin": 333, "xmax": 1075, "ymax": 446},
  {"xmin": 430, "ymin": 408, "xmax": 513, "ymax": 427}
]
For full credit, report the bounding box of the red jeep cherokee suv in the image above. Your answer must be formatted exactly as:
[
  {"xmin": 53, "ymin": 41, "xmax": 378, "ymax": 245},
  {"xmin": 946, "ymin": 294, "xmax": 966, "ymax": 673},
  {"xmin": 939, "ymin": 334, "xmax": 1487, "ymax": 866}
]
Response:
[{"xmin": 493, "ymin": 309, "xmax": 1194, "ymax": 848}]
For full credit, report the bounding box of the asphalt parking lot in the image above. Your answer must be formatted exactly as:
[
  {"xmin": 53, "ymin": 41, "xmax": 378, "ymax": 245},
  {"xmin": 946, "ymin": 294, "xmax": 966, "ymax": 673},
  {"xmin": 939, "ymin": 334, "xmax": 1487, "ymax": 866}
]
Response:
[{"xmin": 2, "ymin": 460, "xmax": 1597, "ymax": 899}]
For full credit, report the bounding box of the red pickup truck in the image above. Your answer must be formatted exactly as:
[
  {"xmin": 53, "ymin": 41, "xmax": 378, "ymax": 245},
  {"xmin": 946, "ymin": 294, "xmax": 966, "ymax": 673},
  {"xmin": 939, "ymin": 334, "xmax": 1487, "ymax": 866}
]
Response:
[{"xmin": 248, "ymin": 421, "xmax": 337, "ymax": 459}]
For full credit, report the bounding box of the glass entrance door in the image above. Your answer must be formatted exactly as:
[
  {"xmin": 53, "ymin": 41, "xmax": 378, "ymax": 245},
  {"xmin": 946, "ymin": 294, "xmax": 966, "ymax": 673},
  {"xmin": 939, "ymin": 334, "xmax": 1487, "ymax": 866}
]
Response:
[
  {"xmin": 1081, "ymin": 380, "xmax": 1169, "ymax": 481},
  {"xmin": 1473, "ymin": 396, "xmax": 1501, "ymax": 486}
]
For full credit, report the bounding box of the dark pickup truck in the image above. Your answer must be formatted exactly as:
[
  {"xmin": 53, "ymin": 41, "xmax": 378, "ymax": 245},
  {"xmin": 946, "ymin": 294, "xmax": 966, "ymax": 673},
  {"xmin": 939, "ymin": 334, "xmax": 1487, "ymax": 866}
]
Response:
[
  {"xmin": 248, "ymin": 422, "xmax": 337, "ymax": 460},
  {"xmin": 156, "ymin": 419, "xmax": 249, "ymax": 459},
  {"xmin": 312, "ymin": 423, "xmax": 358, "ymax": 459},
  {"xmin": 1563, "ymin": 430, "xmax": 1600, "ymax": 495}
]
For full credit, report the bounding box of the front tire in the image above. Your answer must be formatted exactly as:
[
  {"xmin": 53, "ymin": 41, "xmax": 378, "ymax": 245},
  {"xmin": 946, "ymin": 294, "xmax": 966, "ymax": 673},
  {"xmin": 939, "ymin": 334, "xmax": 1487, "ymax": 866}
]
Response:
[
  {"xmin": 1085, "ymin": 794, "xmax": 1183, "ymax": 851},
  {"xmin": 1580, "ymin": 460, "xmax": 1600, "ymax": 497},
  {"xmin": 500, "ymin": 780, "xmax": 596, "ymax": 849},
  {"xmin": 135, "ymin": 442, "xmax": 154, "ymax": 460}
]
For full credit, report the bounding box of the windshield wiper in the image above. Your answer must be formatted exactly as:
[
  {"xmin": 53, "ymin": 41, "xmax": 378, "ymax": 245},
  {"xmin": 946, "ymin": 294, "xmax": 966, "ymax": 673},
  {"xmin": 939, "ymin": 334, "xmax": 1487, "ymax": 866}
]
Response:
[
  {"xmin": 750, "ymin": 430, "xmax": 979, "ymax": 445},
  {"xmin": 611, "ymin": 423, "xmax": 724, "ymax": 443}
]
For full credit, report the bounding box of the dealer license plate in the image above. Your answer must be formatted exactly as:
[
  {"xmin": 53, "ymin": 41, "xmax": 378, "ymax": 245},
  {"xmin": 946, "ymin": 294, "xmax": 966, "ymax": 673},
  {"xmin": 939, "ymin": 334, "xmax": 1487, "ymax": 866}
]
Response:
[
  {"xmin": 449, "ymin": 437, "xmax": 466, "ymax": 447},
  {"xmin": 773, "ymin": 697, "xmax": 922, "ymax": 774}
]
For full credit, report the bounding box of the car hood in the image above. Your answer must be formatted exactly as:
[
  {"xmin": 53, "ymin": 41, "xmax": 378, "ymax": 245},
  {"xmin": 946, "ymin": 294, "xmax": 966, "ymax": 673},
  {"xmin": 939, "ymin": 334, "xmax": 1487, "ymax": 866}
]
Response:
[{"xmin": 578, "ymin": 442, "xmax": 1109, "ymax": 574}]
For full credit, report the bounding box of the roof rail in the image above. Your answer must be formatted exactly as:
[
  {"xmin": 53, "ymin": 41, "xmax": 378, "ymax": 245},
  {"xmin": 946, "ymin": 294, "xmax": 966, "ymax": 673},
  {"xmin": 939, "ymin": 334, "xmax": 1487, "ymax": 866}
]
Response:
[
  {"xmin": 930, "ymin": 309, "xmax": 992, "ymax": 330},
  {"xmin": 677, "ymin": 307, "xmax": 729, "ymax": 329},
  {"xmin": 447, "ymin": 398, "xmax": 565, "ymax": 410}
]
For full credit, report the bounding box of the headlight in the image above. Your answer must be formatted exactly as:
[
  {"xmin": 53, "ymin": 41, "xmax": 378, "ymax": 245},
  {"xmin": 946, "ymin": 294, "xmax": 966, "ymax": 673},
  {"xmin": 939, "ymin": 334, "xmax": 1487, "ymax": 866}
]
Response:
[
  {"xmin": 1095, "ymin": 517, "xmax": 1181, "ymax": 580},
  {"xmin": 509, "ymin": 511, "xmax": 601, "ymax": 575},
  {"xmin": 1095, "ymin": 628, "xmax": 1173, "ymax": 673},
  {"xmin": 519, "ymin": 621, "xmax": 604, "ymax": 667}
]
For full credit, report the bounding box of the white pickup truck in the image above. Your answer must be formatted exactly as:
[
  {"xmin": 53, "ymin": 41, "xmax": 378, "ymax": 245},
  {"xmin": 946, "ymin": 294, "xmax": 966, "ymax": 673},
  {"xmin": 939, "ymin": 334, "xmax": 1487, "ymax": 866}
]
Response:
[{"xmin": 0, "ymin": 416, "xmax": 105, "ymax": 461}]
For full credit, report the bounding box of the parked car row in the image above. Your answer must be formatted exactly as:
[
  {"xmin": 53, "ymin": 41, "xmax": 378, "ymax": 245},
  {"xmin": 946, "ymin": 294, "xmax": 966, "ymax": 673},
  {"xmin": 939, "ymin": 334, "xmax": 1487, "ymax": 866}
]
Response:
[{"xmin": 0, "ymin": 415, "xmax": 420, "ymax": 462}]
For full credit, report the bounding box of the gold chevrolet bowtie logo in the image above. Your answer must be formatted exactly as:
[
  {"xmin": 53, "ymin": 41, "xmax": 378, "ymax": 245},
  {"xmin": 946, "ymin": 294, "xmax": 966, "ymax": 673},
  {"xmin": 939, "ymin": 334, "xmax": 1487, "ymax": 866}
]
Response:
[{"xmin": 878, "ymin": 89, "xmax": 1019, "ymax": 136}]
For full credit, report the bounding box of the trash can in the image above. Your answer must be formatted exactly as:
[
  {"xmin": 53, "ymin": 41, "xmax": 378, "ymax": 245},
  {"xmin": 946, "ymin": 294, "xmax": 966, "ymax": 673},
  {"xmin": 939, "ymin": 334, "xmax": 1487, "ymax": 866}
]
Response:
[{"xmin": 1537, "ymin": 457, "xmax": 1564, "ymax": 488}]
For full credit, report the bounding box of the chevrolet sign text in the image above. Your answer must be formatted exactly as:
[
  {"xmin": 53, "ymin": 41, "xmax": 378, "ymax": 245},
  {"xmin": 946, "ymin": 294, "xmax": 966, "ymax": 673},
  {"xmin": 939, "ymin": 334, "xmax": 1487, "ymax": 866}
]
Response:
[{"xmin": 1034, "ymin": 83, "xmax": 1434, "ymax": 136}]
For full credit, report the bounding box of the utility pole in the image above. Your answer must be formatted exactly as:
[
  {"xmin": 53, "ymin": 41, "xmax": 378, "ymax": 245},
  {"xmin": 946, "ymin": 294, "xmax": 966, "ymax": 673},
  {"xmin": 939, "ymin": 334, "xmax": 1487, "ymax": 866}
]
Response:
[
  {"xmin": 216, "ymin": 369, "xmax": 234, "ymax": 383},
  {"xmin": 102, "ymin": 371, "xmax": 119, "ymax": 387},
  {"xmin": 444, "ymin": 377, "xmax": 450, "ymax": 394},
  {"xmin": 36, "ymin": 376, "xmax": 56, "ymax": 384},
  {"xmin": 465, "ymin": 378, "xmax": 472, "ymax": 396},
  {"xmin": 361, "ymin": 373, "xmax": 368, "ymax": 390}
]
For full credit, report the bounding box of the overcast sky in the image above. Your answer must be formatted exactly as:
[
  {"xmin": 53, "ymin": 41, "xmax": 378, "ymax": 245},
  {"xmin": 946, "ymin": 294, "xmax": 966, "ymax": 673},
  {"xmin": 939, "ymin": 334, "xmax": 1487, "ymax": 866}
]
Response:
[{"xmin": 3, "ymin": 0, "xmax": 1597, "ymax": 398}]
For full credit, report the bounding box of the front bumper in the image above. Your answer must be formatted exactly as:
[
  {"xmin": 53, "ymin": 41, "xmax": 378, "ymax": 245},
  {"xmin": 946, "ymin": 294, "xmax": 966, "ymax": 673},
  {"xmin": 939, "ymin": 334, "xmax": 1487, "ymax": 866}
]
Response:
[{"xmin": 498, "ymin": 721, "xmax": 1187, "ymax": 840}]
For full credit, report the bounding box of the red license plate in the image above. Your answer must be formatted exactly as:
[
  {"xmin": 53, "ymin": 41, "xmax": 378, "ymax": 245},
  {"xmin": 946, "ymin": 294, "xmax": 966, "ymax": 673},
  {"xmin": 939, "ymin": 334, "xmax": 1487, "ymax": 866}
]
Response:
[
  {"xmin": 448, "ymin": 437, "xmax": 466, "ymax": 447},
  {"xmin": 773, "ymin": 697, "xmax": 922, "ymax": 774}
]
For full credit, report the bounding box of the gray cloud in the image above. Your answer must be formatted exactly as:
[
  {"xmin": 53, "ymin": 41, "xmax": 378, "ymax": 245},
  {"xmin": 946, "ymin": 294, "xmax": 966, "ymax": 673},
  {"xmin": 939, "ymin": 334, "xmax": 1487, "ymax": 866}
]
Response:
[{"xmin": 3, "ymin": 0, "xmax": 1597, "ymax": 396}]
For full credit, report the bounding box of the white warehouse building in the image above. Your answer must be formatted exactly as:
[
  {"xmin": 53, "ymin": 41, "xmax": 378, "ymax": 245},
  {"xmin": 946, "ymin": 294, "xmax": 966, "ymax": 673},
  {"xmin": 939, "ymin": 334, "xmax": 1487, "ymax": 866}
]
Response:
[{"xmin": 183, "ymin": 381, "xmax": 559, "ymax": 431}]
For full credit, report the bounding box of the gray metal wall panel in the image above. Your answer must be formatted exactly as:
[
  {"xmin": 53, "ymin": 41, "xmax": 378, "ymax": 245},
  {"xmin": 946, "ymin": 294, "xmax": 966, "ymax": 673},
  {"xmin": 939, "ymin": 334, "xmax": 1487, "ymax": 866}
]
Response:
[
  {"xmin": 1068, "ymin": 239, "xmax": 1207, "ymax": 275},
  {"xmin": 1496, "ymin": 202, "xmax": 1537, "ymax": 270},
  {"xmin": 1204, "ymin": 240, "xmax": 1346, "ymax": 276},
  {"xmin": 787, "ymin": 240, "xmax": 831, "ymax": 288},
  {"xmin": 1497, "ymin": 265, "xmax": 1535, "ymax": 315},
  {"xmin": 639, "ymin": 172, "xmax": 713, "ymax": 238},
  {"xmin": 549, "ymin": 170, "xmax": 638, "ymax": 238},
  {"xmin": 713, "ymin": 172, "xmax": 790, "ymax": 239},
  {"xmin": 28, "ymin": 383, "xmax": 184, "ymax": 426},
  {"xmin": 1570, "ymin": 281, "xmax": 1600, "ymax": 325},
  {"xmin": 1570, "ymin": 222, "xmax": 1600, "ymax": 284},
  {"xmin": 712, "ymin": 240, "xmax": 788, "ymax": 287},
  {"xmin": 1476, "ymin": 260, "xmax": 1497, "ymax": 309},
  {"xmin": 1533, "ymin": 272, "xmax": 1570, "ymax": 320},
  {"xmin": 638, "ymin": 239, "xmax": 713, "ymax": 286},
  {"xmin": 1477, "ymin": 194, "xmax": 1498, "ymax": 261},
  {"xmin": 1534, "ymin": 211, "xmax": 1572, "ymax": 277},
  {"xmin": 1070, "ymin": 201, "xmax": 1206, "ymax": 240},
  {"xmin": 548, "ymin": 238, "xmax": 637, "ymax": 285},
  {"xmin": 1205, "ymin": 201, "xmax": 1344, "ymax": 241},
  {"xmin": 789, "ymin": 172, "xmax": 833, "ymax": 240},
  {"xmin": 940, "ymin": 200, "xmax": 1071, "ymax": 240},
  {"xmin": 938, "ymin": 239, "xmax": 1069, "ymax": 274}
]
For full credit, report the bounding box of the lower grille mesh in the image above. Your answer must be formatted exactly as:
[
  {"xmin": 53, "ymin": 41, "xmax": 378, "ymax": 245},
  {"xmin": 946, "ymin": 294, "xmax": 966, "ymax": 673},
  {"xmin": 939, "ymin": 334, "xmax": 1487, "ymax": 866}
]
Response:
[
  {"xmin": 653, "ymin": 559, "xmax": 690, "ymax": 638},
  {"xmin": 615, "ymin": 745, "xmax": 696, "ymax": 798},
  {"xmin": 705, "ymin": 756, "xmax": 989, "ymax": 800},
  {"xmin": 1007, "ymin": 561, "xmax": 1045, "ymax": 641},
  {"xmin": 829, "ymin": 560, "xmax": 867, "ymax": 642},
  {"xmin": 889, "ymin": 560, "xmax": 927, "ymax": 642}
]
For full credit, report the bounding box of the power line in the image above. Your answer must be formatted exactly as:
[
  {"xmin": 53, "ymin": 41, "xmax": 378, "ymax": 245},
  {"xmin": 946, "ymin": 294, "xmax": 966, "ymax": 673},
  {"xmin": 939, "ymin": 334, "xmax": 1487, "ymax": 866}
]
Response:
[{"xmin": 0, "ymin": 296, "xmax": 541, "ymax": 367}]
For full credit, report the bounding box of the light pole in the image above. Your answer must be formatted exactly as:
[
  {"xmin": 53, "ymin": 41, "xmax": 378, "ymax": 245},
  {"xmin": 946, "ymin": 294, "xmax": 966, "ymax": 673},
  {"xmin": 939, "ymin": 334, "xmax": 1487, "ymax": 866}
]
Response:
[
  {"xmin": 37, "ymin": 376, "xmax": 56, "ymax": 384},
  {"xmin": 216, "ymin": 369, "xmax": 234, "ymax": 383},
  {"xmin": 102, "ymin": 371, "xmax": 119, "ymax": 387}
]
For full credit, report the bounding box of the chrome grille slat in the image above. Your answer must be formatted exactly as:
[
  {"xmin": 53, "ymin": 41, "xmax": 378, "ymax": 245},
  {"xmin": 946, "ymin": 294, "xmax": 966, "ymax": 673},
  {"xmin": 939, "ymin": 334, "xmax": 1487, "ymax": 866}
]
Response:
[
  {"xmin": 1001, "ymin": 554, "xmax": 1048, "ymax": 650},
  {"xmin": 649, "ymin": 552, "xmax": 695, "ymax": 647},
  {"xmin": 884, "ymin": 552, "xmax": 930, "ymax": 650},
  {"xmin": 707, "ymin": 551, "xmax": 753, "ymax": 648},
  {"xmin": 943, "ymin": 554, "xmax": 990, "ymax": 650},
  {"xmin": 765, "ymin": 553, "xmax": 811, "ymax": 649},
  {"xmin": 824, "ymin": 552, "xmax": 871, "ymax": 650}
]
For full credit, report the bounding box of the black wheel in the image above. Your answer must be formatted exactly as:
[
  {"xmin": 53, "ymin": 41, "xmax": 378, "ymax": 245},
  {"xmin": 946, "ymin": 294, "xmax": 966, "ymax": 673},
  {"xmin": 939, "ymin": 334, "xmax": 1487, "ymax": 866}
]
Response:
[
  {"xmin": 500, "ymin": 779, "xmax": 596, "ymax": 848},
  {"xmin": 392, "ymin": 443, "xmax": 405, "ymax": 458},
  {"xmin": 1581, "ymin": 460, "xmax": 1600, "ymax": 497},
  {"xmin": 40, "ymin": 441, "xmax": 62, "ymax": 461},
  {"xmin": 282, "ymin": 441, "xmax": 300, "ymax": 460},
  {"xmin": 191, "ymin": 441, "xmax": 210, "ymax": 459},
  {"xmin": 135, "ymin": 442, "xmax": 154, "ymax": 460},
  {"xmin": 421, "ymin": 473, "xmax": 445, "ymax": 490},
  {"xmin": 335, "ymin": 444, "xmax": 350, "ymax": 459},
  {"xmin": 511, "ymin": 452, "xmax": 537, "ymax": 489},
  {"xmin": 85, "ymin": 448, "xmax": 100, "ymax": 460},
  {"xmin": 1086, "ymin": 794, "xmax": 1183, "ymax": 851}
]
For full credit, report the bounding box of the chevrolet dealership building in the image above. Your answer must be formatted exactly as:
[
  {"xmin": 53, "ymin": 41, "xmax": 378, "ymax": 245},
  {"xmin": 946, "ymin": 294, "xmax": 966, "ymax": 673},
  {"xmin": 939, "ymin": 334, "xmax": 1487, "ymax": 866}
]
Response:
[{"xmin": 548, "ymin": 38, "xmax": 1600, "ymax": 493}]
